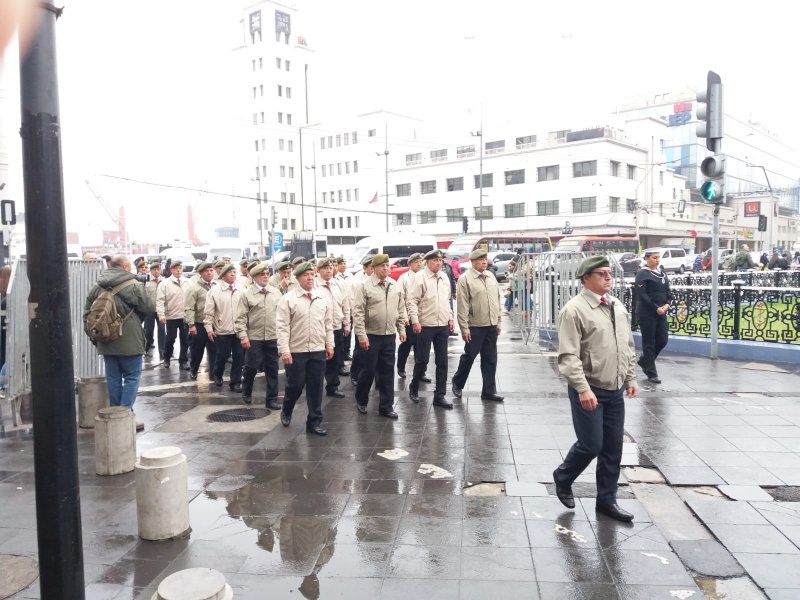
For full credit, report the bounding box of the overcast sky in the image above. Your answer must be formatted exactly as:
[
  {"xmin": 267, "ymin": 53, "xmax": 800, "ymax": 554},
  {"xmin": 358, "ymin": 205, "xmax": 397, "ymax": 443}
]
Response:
[{"xmin": 3, "ymin": 0, "xmax": 798, "ymax": 244}]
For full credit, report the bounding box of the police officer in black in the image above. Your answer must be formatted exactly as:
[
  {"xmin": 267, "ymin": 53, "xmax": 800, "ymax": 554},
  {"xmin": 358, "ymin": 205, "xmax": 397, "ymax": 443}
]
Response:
[{"xmin": 635, "ymin": 249, "xmax": 673, "ymax": 384}]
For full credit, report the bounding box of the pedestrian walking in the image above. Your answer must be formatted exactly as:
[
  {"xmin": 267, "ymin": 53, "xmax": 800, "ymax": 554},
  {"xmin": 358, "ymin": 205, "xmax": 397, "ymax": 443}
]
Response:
[
  {"xmin": 184, "ymin": 261, "xmax": 217, "ymax": 380},
  {"xmin": 553, "ymin": 255, "xmax": 638, "ymax": 522},
  {"xmin": 348, "ymin": 254, "xmax": 375, "ymax": 386},
  {"xmin": 406, "ymin": 249, "xmax": 454, "ymax": 408},
  {"xmin": 396, "ymin": 252, "xmax": 424, "ymax": 378},
  {"xmin": 315, "ymin": 257, "xmax": 351, "ymax": 399},
  {"xmin": 276, "ymin": 261, "xmax": 334, "ymax": 436},
  {"xmin": 156, "ymin": 259, "xmax": 190, "ymax": 370},
  {"xmin": 143, "ymin": 261, "xmax": 166, "ymax": 360},
  {"xmin": 634, "ymin": 250, "xmax": 673, "ymax": 384},
  {"xmin": 335, "ymin": 256, "xmax": 354, "ymax": 360},
  {"xmin": 451, "ymin": 249, "xmax": 504, "ymax": 402},
  {"xmin": 83, "ymin": 254, "xmax": 153, "ymax": 430},
  {"xmin": 352, "ymin": 254, "xmax": 407, "ymax": 418},
  {"xmin": 235, "ymin": 262, "xmax": 281, "ymax": 409},
  {"xmin": 204, "ymin": 263, "xmax": 243, "ymax": 391}
]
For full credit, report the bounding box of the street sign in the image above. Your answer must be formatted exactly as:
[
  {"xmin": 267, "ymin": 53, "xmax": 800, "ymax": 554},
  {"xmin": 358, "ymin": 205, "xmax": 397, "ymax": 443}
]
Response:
[
  {"xmin": 272, "ymin": 231, "xmax": 284, "ymax": 252},
  {"xmin": 744, "ymin": 201, "xmax": 761, "ymax": 217},
  {"xmin": 0, "ymin": 199, "xmax": 16, "ymax": 225}
]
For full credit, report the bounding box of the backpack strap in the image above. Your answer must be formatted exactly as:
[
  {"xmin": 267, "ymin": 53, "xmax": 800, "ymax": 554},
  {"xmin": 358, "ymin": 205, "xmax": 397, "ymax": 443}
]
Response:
[{"xmin": 107, "ymin": 279, "xmax": 137, "ymax": 320}]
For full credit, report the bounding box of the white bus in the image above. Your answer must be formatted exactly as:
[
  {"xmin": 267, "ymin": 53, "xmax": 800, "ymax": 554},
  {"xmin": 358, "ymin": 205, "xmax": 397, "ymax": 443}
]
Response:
[{"xmin": 346, "ymin": 234, "xmax": 437, "ymax": 274}]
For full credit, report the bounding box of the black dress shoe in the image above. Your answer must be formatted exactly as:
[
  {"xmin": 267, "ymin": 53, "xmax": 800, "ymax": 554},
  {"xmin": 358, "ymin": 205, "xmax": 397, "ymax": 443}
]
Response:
[
  {"xmin": 647, "ymin": 376, "xmax": 662, "ymax": 384},
  {"xmin": 163, "ymin": 359, "xmax": 170, "ymax": 369},
  {"xmin": 553, "ymin": 469, "xmax": 575, "ymax": 509},
  {"xmin": 481, "ymin": 393, "xmax": 505, "ymax": 402},
  {"xmin": 432, "ymin": 398, "xmax": 453, "ymax": 409},
  {"xmin": 230, "ymin": 383, "xmax": 243, "ymax": 392},
  {"xmin": 356, "ymin": 404, "xmax": 367, "ymax": 414},
  {"xmin": 213, "ymin": 376, "xmax": 223, "ymax": 387},
  {"xmin": 379, "ymin": 410, "xmax": 399, "ymax": 419},
  {"xmin": 266, "ymin": 399, "xmax": 281, "ymax": 410},
  {"xmin": 452, "ymin": 383, "xmax": 462, "ymax": 398},
  {"xmin": 241, "ymin": 395, "xmax": 252, "ymax": 405},
  {"xmin": 281, "ymin": 412, "xmax": 291, "ymax": 427},
  {"xmin": 419, "ymin": 376, "xmax": 432, "ymax": 383},
  {"xmin": 409, "ymin": 391, "xmax": 420, "ymax": 403},
  {"xmin": 306, "ymin": 423, "xmax": 327, "ymax": 436},
  {"xmin": 327, "ymin": 389, "xmax": 346, "ymax": 398},
  {"xmin": 338, "ymin": 369, "xmax": 351, "ymax": 376},
  {"xmin": 596, "ymin": 502, "xmax": 634, "ymax": 522},
  {"xmin": 179, "ymin": 362, "xmax": 191, "ymax": 371},
  {"xmin": 189, "ymin": 370, "xmax": 198, "ymax": 380},
  {"xmin": 397, "ymin": 369, "xmax": 406, "ymax": 378}
]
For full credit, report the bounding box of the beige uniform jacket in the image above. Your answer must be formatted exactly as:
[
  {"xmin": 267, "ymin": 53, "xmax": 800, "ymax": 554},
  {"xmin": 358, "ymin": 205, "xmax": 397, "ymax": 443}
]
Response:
[
  {"xmin": 234, "ymin": 283, "xmax": 280, "ymax": 341},
  {"xmin": 406, "ymin": 268, "xmax": 453, "ymax": 327},
  {"xmin": 203, "ymin": 281, "xmax": 241, "ymax": 335},
  {"xmin": 184, "ymin": 279, "xmax": 212, "ymax": 325},
  {"xmin": 144, "ymin": 277, "xmax": 163, "ymax": 310},
  {"xmin": 236, "ymin": 275, "xmax": 252, "ymax": 290},
  {"xmin": 397, "ymin": 269, "xmax": 419, "ymax": 325},
  {"xmin": 156, "ymin": 276, "xmax": 187, "ymax": 321},
  {"xmin": 352, "ymin": 275, "xmax": 407, "ymax": 340},
  {"xmin": 456, "ymin": 269, "xmax": 501, "ymax": 333},
  {"xmin": 557, "ymin": 289, "xmax": 637, "ymax": 393},
  {"xmin": 269, "ymin": 273, "xmax": 297, "ymax": 296},
  {"xmin": 315, "ymin": 276, "xmax": 350, "ymax": 331},
  {"xmin": 276, "ymin": 287, "xmax": 334, "ymax": 355}
]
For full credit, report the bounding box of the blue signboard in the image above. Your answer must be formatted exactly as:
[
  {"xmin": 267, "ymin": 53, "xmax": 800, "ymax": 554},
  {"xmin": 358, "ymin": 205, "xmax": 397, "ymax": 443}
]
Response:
[{"xmin": 272, "ymin": 231, "xmax": 284, "ymax": 252}]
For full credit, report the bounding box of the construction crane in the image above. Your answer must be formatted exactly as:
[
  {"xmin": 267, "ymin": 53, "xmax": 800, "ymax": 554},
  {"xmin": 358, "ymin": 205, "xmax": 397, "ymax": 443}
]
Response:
[{"xmin": 85, "ymin": 179, "xmax": 128, "ymax": 253}]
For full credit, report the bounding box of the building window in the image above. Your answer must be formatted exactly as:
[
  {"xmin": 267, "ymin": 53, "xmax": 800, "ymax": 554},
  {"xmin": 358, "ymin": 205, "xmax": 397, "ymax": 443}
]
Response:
[
  {"xmin": 446, "ymin": 177, "xmax": 463, "ymax": 192},
  {"xmin": 393, "ymin": 213, "xmax": 412, "ymax": 226},
  {"xmin": 285, "ymin": 60, "xmax": 290, "ymax": 71},
  {"xmin": 368, "ymin": 129, "xmax": 376, "ymax": 137},
  {"xmin": 609, "ymin": 197, "xmax": 621, "ymax": 212},
  {"xmin": 627, "ymin": 164, "xmax": 636, "ymax": 180},
  {"xmin": 474, "ymin": 206, "xmax": 493, "ymax": 220},
  {"xmin": 504, "ymin": 203, "xmax": 524, "ymax": 218},
  {"xmin": 276, "ymin": 57, "xmax": 281, "ymax": 69},
  {"xmin": 277, "ymin": 112, "xmax": 283, "ymax": 123},
  {"xmin": 322, "ymin": 192, "xmax": 327, "ymax": 203},
  {"xmin": 252, "ymin": 86, "xmax": 257, "ymax": 98},
  {"xmin": 291, "ymin": 219, "xmax": 296, "ymax": 229},
  {"xmin": 289, "ymin": 167, "xmax": 294, "ymax": 178},
  {"xmin": 353, "ymin": 160, "xmax": 358, "ymax": 173},
  {"xmin": 322, "ymin": 165, "xmax": 327, "ymax": 177},
  {"xmin": 418, "ymin": 210, "xmax": 437, "ymax": 224},
  {"xmin": 260, "ymin": 112, "xmax": 264, "ymax": 123},
  {"xmin": 446, "ymin": 208, "xmax": 464, "ymax": 222},
  {"xmin": 420, "ymin": 180, "xmax": 436, "ymax": 194},
  {"xmin": 431, "ymin": 149, "xmax": 448, "ymax": 162},
  {"xmin": 330, "ymin": 219, "xmax": 335, "ymax": 229},
  {"xmin": 474, "ymin": 173, "xmax": 493, "ymax": 188},
  {"xmin": 347, "ymin": 216, "xmax": 352, "ymax": 228},
  {"xmin": 328, "ymin": 135, "xmax": 333, "ymax": 147},
  {"xmin": 282, "ymin": 218, "xmax": 288, "ymax": 229},
  {"xmin": 396, "ymin": 183, "xmax": 411, "ymax": 197},
  {"xmin": 287, "ymin": 114, "xmax": 292, "ymax": 125},
  {"xmin": 253, "ymin": 113, "xmax": 257, "ymax": 124},
  {"xmin": 659, "ymin": 171, "xmax": 664, "ymax": 185},
  {"xmin": 289, "ymin": 192, "xmax": 295, "ymax": 203},
  {"xmin": 572, "ymin": 197, "xmax": 597, "ymax": 213},
  {"xmin": 277, "ymin": 85, "xmax": 282, "ymax": 97},
  {"xmin": 406, "ymin": 153, "xmax": 422, "ymax": 166},
  {"xmin": 346, "ymin": 189, "xmax": 351, "ymax": 202},
  {"xmin": 262, "ymin": 165, "xmax": 266, "ymax": 177},
  {"xmin": 537, "ymin": 165, "xmax": 559, "ymax": 181},
  {"xmin": 281, "ymin": 192, "xmax": 287, "ymax": 202},
  {"xmin": 573, "ymin": 160, "xmax": 597, "ymax": 177},
  {"xmin": 355, "ymin": 216, "xmax": 360, "ymax": 227},
  {"xmin": 516, "ymin": 135, "xmax": 536, "ymax": 149},
  {"xmin": 485, "ymin": 140, "xmax": 505, "ymax": 154},
  {"xmin": 345, "ymin": 162, "xmax": 350, "ymax": 174},
  {"xmin": 323, "ymin": 218, "xmax": 327, "ymax": 229},
  {"xmin": 504, "ymin": 169, "xmax": 525, "ymax": 185},
  {"xmin": 254, "ymin": 140, "xmax": 259, "ymax": 152},
  {"xmin": 626, "ymin": 198, "xmax": 636, "ymax": 212},
  {"xmin": 352, "ymin": 131, "xmax": 358, "ymax": 144},
  {"xmin": 337, "ymin": 163, "xmax": 342, "ymax": 175},
  {"xmin": 339, "ymin": 217, "xmax": 344, "ymax": 228},
  {"xmin": 320, "ymin": 137, "xmax": 326, "ymax": 150},
  {"xmin": 457, "ymin": 145, "xmax": 475, "ymax": 158},
  {"xmin": 280, "ymin": 166, "xmax": 286, "ymax": 177},
  {"xmin": 288, "ymin": 140, "xmax": 293, "ymax": 152},
  {"xmin": 336, "ymin": 134, "xmax": 341, "ymax": 147},
  {"xmin": 536, "ymin": 200, "xmax": 559, "ymax": 216},
  {"xmin": 252, "ymin": 59, "xmax": 256, "ymax": 71},
  {"xmin": 344, "ymin": 133, "xmax": 349, "ymax": 145},
  {"xmin": 610, "ymin": 161, "xmax": 619, "ymax": 177},
  {"xmin": 278, "ymin": 139, "xmax": 284, "ymax": 151},
  {"xmin": 338, "ymin": 190, "xmax": 343, "ymax": 202},
  {"xmin": 354, "ymin": 189, "xmax": 359, "ymax": 202}
]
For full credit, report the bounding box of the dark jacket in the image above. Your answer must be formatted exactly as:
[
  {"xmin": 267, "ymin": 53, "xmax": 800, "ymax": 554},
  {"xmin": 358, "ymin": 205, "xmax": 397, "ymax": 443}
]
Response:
[
  {"xmin": 83, "ymin": 268, "xmax": 154, "ymax": 356},
  {"xmin": 441, "ymin": 262, "xmax": 457, "ymax": 298},
  {"xmin": 634, "ymin": 266, "xmax": 673, "ymax": 316}
]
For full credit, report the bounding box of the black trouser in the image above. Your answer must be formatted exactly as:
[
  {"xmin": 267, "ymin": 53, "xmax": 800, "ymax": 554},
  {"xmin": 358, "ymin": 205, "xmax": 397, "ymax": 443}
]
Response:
[
  {"xmin": 164, "ymin": 319, "xmax": 188, "ymax": 363},
  {"xmin": 357, "ymin": 334, "xmax": 396, "ymax": 413},
  {"xmin": 452, "ymin": 325, "xmax": 498, "ymax": 395},
  {"xmin": 325, "ymin": 328, "xmax": 343, "ymax": 392},
  {"xmin": 396, "ymin": 323, "xmax": 416, "ymax": 372},
  {"xmin": 213, "ymin": 333, "xmax": 244, "ymax": 386},
  {"xmin": 144, "ymin": 313, "xmax": 166, "ymax": 356},
  {"xmin": 189, "ymin": 322, "xmax": 217, "ymax": 374},
  {"xmin": 242, "ymin": 339, "xmax": 279, "ymax": 403},
  {"xmin": 351, "ymin": 341, "xmax": 363, "ymax": 382},
  {"xmin": 342, "ymin": 322, "xmax": 353, "ymax": 360},
  {"xmin": 554, "ymin": 385, "xmax": 625, "ymax": 505},
  {"xmin": 411, "ymin": 325, "xmax": 449, "ymax": 400},
  {"xmin": 282, "ymin": 351, "xmax": 325, "ymax": 427},
  {"xmin": 637, "ymin": 308, "xmax": 668, "ymax": 378}
]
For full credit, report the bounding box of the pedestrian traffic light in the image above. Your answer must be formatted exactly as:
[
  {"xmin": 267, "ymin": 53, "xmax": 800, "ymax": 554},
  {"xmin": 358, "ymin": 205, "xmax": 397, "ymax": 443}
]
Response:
[
  {"xmin": 462, "ymin": 216, "xmax": 468, "ymax": 234},
  {"xmin": 696, "ymin": 70, "xmax": 725, "ymax": 204},
  {"xmin": 758, "ymin": 215, "xmax": 767, "ymax": 232}
]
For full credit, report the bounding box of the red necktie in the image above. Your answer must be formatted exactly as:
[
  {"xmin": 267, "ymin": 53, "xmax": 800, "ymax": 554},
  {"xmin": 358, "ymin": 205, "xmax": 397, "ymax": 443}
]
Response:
[
  {"xmin": 261, "ymin": 287, "xmax": 267, "ymax": 294},
  {"xmin": 379, "ymin": 281, "xmax": 385, "ymax": 287},
  {"xmin": 600, "ymin": 296, "xmax": 607, "ymax": 304},
  {"xmin": 307, "ymin": 292, "xmax": 313, "ymax": 300}
]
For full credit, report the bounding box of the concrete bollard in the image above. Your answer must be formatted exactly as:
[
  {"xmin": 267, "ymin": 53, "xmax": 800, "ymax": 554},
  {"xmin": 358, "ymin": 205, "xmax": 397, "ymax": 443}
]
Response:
[
  {"xmin": 95, "ymin": 406, "xmax": 136, "ymax": 476},
  {"xmin": 136, "ymin": 446, "xmax": 191, "ymax": 541},
  {"xmin": 78, "ymin": 377, "xmax": 109, "ymax": 428},
  {"xmin": 151, "ymin": 568, "xmax": 233, "ymax": 600}
]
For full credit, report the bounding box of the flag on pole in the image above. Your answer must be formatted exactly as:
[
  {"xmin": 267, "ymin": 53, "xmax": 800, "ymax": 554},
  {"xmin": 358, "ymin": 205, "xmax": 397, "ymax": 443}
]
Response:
[{"xmin": 369, "ymin": 192, "xmax": 378, "ymax": 204}]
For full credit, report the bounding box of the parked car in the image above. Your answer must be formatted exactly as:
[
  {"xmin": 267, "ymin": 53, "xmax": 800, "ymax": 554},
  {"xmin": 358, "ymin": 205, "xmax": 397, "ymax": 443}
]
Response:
[
  {"xmin": 612, "ymin": 252, "xmax": 641, "ymax": 275},
  {"xmin": 457, "ymin": 256, "xmax": 497, "ymax": 277},
  {"xmin": 388, "ymin": 257, "xmax": 410, "ymax": 281},
  {"xmin": 486, "ymin": 251, "xmax": 516, "ymax": 282},
  {"xmin": 640, "ymin": 247, "xmax": 689, "ymax": 273}
]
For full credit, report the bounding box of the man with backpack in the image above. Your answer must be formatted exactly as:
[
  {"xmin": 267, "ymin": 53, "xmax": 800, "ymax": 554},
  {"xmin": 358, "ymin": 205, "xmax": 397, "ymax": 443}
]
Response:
[{"xmin": 83, "ymin": 254, "xmax": 154, "ymax": 430}]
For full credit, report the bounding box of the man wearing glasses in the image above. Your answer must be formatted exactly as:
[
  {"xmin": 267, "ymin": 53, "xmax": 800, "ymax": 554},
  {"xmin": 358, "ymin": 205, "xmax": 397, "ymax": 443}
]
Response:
[{"xmin": 553, "ymin": 256, "xmax": 639, "ymax": 522}]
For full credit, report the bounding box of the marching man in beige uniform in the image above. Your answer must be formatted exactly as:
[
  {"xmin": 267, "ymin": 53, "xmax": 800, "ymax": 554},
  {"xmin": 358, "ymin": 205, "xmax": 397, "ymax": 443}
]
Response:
[
  {"xmin": 156, "ymin": 259, "xmax": 190, "ymax": 370},
  {"xmin": 315, "ymin": 257, "xmax": 351, "ymax": 398},
  {"xmin": 184, "ymin": 261, "xmax": 216, "ymax": 380},
  {"xmin": 236, "ymin": 258, "xmax": 253, "ymax": 290},
  {"xmin": 451, "ymin": 248, "xmax": 504, "ymax": 402},
  {"xmin": 204, "ymin": 263, "xmax": 243, "ymax": 391},
  {"xmin": 235, "ymin": 262, "xmax": 281, "ymax": 410},
  {"xmin": 352, "ymin": 254, "xmax": 407, "ymax": 418},
  {"xmin": 396, "ymin": 252, "xmax": 425, "ymax": 378},
  {"xmin": 276, "ymin": 262, "xmax": 334, "ymax": 436},
  {"xmin": 269, "ymin": 260, "xmax": 295, "ymax": 295},
  {"xmin": 406, "ymin": 249, "xmax": 454, "ymax": 408}
]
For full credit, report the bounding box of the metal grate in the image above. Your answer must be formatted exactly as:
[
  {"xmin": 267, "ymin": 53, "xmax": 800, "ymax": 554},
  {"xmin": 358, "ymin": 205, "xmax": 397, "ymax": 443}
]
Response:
[{"xmin": 207, "ymin": 408, "xmax": 270, "ymax": 423}]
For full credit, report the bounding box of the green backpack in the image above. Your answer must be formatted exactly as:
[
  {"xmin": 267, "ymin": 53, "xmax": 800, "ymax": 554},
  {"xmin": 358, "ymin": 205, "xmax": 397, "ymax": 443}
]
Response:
[{"xmin": 86, "ymin": 280, "xmax": 136, "ymax": 343}]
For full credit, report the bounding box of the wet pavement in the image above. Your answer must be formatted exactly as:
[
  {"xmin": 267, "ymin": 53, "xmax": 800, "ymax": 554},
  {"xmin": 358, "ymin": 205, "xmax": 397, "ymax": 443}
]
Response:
[{"xmin": 1, "ymin": 317, "xmax": 800, "ymax": 599}]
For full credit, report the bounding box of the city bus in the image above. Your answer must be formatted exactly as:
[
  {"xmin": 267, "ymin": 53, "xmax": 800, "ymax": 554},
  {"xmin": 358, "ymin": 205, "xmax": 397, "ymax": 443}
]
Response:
[
  {"xmin": 444, "ymin": 234, "xmax": 553, "ymax": 279},
  {"xmin": 554, "ymin": 234, "xmax": 639, "ymax": 254}
]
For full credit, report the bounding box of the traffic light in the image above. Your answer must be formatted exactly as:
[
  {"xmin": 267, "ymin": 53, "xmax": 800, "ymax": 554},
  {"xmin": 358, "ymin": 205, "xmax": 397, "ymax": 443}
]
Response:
[
  {"xmin": 696, "ymin": 70, "xmax": 725, "ymax": 204},
  {"xmin": 758, "ymin": 215, "xmax": 767, "ymax": 232},
  {"xmin": 462, "ymin": 216, "xmax": 468, "ymax": 234}
]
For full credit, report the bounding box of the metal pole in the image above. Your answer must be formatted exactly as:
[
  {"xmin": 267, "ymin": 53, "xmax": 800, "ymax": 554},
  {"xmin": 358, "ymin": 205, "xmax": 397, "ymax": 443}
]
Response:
[
  {"xmin": 384, "ymin": 124, "xmax": 389, "ymax": 233},
  {"xmin": 257, "ymin": 179, "xmax": 263, "ymax": 253},
  {"xmin": 19, "ymin": 3, "xmax": 85, "ymax": 598},
  {"xmin": 758, "ymin": 166, "xmax": 774, "ymax": 252},
  {"xmin": 312, "ymin": 144, "xmax": 318, "ymax": 232},
  {"xmin": 298, "ymin": 126, "xmax": 305, "ymax": 230},
  {"xmin": 710, "ymin": 208, "xmax": 720, "ymax": 360},
  {"xmin": 478, "ymin": 129, "xmax": 483, "ymax": 235}
]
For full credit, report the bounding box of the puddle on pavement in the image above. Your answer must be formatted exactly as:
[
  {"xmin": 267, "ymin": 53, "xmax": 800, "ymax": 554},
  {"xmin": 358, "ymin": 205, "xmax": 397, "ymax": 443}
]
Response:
[{"xmin": 462, "ymin": 482, "xmax": 505, "ymax": 496}]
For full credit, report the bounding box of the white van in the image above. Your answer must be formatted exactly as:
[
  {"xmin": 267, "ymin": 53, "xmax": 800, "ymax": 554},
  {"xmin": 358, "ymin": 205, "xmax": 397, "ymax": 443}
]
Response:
[
  {"xmin": 207, "ymin": 241, "xmax": 249, "ymax": 262},
  {"xmin": 347, "ymin": 234, "xmax": 437, "ymax": 274}
]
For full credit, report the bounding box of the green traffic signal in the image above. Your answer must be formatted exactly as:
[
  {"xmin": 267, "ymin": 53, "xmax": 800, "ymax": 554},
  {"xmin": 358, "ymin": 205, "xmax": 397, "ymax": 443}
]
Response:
[{"xmin": 699, "ymin": 181, "xmax": 722, "ymax": 202}]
